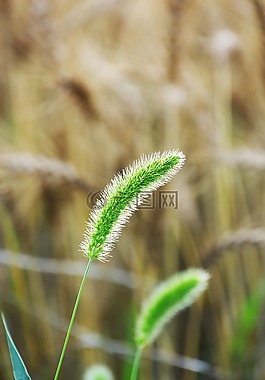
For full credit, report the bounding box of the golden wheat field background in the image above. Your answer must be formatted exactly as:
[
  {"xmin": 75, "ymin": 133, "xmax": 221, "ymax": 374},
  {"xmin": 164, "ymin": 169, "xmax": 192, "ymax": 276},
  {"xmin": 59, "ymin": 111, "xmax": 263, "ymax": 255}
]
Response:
[{"xmin": 1, "ymin": 0, "xmax": 265, "ymax": 379}]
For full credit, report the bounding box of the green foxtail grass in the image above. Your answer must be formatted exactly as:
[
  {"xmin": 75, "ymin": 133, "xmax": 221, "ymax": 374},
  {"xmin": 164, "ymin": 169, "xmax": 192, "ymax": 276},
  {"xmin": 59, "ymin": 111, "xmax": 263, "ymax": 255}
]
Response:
[
  {"xmin": 80, "ymin": 150, "xmax": 185, "ymax": 262},
  {"xmin": 53, "ymin": 149, "xmax": 185, "ymax": 379},
  {"xmin": 83, "ymin": 364, "xmax": 114, "ymax": 380},
  {"xmin": 130, "ymin": 269, "xmax": 210, "ymax": 380}
]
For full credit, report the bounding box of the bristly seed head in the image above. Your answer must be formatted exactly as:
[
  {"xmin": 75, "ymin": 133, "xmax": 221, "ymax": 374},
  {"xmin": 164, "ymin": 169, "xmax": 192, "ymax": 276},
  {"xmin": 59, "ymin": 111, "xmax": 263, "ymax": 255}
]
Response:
[
  {"xmin": 80, "ymin": 150, "xmax": 186, "ymax": 262},
  {"xmin": 135, "ymin": 268, "xmax": 210, "ymax": 347}
]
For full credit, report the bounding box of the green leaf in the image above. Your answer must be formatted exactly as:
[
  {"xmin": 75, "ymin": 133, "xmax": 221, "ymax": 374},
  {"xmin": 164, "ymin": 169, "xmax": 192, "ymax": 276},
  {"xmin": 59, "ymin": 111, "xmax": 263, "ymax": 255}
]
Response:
[{"xmin": 1, "ymin": 313, "xmax": 31, "ymax": 380}]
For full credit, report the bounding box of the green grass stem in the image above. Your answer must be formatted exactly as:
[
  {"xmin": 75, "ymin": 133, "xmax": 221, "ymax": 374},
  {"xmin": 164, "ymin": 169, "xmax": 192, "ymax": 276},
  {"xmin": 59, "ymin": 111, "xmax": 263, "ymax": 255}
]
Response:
[
  {"xmin": 53, "ymin": 258, "xmax": 93, "ymax": 380},
  {"xmin": 130, "ymin": 347, "xmax": 143, "ymax": 380}
]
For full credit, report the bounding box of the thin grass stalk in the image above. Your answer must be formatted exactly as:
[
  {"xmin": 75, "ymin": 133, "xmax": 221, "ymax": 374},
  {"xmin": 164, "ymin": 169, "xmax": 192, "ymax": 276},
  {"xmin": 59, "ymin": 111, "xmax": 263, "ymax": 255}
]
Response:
[
  {"xmin": 130, "ymin": 347, "xmax": 143, "ymax": 380},
  {"xmin": 53, "ymin": 258, "xmax": 93, "ymax": 380}
]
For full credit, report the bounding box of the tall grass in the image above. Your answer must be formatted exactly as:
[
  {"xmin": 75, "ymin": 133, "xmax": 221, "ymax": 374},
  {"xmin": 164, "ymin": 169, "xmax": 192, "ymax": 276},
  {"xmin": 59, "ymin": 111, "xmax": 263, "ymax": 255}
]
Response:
[{"xmin": 1, "ymin": 0, "xmax": 265, "ymax": 379}]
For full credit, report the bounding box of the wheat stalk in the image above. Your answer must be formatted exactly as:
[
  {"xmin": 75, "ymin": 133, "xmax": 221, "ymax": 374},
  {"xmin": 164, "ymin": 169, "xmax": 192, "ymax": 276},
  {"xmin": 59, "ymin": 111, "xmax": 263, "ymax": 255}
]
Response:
[
  {"xmin": 203, "ymin": 228, "xmax": 265, "ymax": 267},
  {"xmin": 0, "ymin": 153, "xmax": 91, "ymax": 192},
  {"xmin": 216, "ymin": 148, "xmax": 265, "ymax": 170}
]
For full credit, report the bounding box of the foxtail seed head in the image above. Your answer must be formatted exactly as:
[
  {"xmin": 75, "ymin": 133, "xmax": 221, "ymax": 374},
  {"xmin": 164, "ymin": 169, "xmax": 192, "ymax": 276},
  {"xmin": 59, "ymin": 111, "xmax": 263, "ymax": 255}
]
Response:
[
  {"xmin": 135, "ymin": 269, "xmax": 210, "ymax": 347},
  {"xmin": 83, "ymin": 364, "xmax": 114, "ymax": 380},
  {"xmin": 80, "ymin": 150, "xmax": 185, "ymax": 262}
]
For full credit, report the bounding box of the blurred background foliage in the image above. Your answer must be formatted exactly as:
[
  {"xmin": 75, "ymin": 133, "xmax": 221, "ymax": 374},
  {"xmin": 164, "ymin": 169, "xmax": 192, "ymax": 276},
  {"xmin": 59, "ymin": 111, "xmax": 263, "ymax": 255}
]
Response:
[{"xmin": 1, "ymin": 0, "xmax": 265, "ymax": 379}]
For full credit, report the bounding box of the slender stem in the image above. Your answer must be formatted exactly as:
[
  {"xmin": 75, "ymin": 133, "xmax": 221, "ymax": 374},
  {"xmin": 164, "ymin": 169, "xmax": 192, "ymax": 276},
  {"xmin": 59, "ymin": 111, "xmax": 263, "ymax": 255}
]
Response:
[
  {"xmin": 53, "ymin": 258, "xmax": 93, "ymax": 380},
  {"xmin": 130, "ymin": 346, "xmax": 143, "ymax": 380}
]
